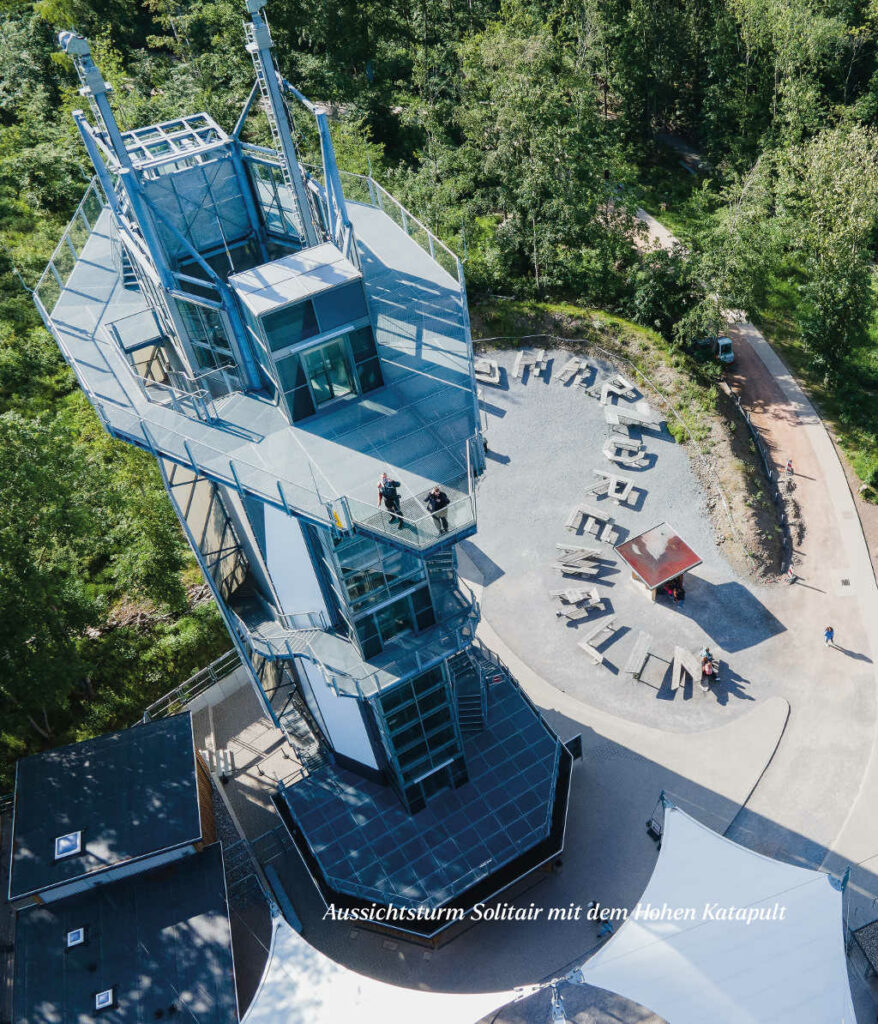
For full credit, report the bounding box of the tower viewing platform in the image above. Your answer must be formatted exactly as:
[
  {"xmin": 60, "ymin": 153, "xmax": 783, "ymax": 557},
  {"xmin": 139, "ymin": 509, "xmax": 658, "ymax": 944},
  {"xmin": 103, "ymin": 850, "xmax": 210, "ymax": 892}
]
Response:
[{"xmin": 36, "ymin": 176, "xmax": 480, "ymax": 555}]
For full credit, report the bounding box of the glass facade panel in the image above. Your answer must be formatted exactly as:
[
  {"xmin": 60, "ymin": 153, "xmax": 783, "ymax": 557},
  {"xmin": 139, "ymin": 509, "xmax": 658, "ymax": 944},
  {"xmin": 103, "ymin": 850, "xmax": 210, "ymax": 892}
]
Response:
[
  {"xmin": 262, "ymin": 300, "xmax": 318, "ymax": 352},
  {"xmin": 301, "ymin": 338, "xmax": 354, "ymax": 406},
  {"xmin": 353, "ymin": 583, "xmax": 435, "ymax": 657},
  {"xmin": 348, "ymin": 326, "xmax": 382, "ymax": 395},
  {"xmin": 175, "ymin": 298, "xmax": 235, "ymax": 372},
  {"xmin": 313, "ymin": 281, "xmax": 368, "ymax": 334},
  {"xmin": 374, "ymin": 664, "xmax": 467, "ymax": 811},
  {"xmin": 246, "ymin": 160, "xmax": 303, "ymax": 240},
  {"xmin": 311, "ymin": 529, "xmax": 441, "ymax": 658}
]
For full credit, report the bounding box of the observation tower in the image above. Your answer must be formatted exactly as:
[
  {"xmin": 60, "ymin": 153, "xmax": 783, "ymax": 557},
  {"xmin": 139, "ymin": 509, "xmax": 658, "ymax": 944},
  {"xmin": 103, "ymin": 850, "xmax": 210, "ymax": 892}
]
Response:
[{"xmin": 36, "ymin": 0, "xmax": 572, "ymax": 936}]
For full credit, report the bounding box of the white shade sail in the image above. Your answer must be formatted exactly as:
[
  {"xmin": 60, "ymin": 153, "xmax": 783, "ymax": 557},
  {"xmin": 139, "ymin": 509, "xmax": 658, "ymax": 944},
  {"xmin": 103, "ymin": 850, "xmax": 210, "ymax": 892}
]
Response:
[
  {"xmin": 578, "ymin": 806, "xmax": 855, "ymax": 1024},
  {"xmin": 242, "ymin": 917, "xmax": 538, "ymax": 1024}
]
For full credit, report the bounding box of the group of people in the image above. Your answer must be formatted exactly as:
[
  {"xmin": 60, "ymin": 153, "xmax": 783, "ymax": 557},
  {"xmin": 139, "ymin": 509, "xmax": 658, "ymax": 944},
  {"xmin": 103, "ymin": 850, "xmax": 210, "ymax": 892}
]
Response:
[
  {"xmin": 700, "ymin": 646, "xmax": 719, "ymax": 690},
  {"xmin": 378, "ymin": 472, "xmax": 451, "ymax": 535},
  {"xmin": 661, "ymin": 575, "xmax": 686, "ymax": 605}
]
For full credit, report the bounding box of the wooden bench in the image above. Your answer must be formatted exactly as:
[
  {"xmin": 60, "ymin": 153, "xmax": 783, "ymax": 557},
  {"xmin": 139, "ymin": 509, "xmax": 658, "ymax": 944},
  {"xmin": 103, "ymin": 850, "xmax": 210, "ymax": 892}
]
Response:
[
  {"xmin": 603, "ymin": 442, "xmax": 647, "ymax": 468},
  {"xmin": 553, "ymin": 598, "xmax": 602, "ymax": 618},
  {"xmin": 566, "ymin": 501, "xmax": 608, "ymax": 531},
  {"xmin": 558, "ymin": 358, "xmax": 584, "ymax": 384},
  {"xmin": 555, "ymin": 543, "xmax": 601, "ymax": 560},
  {"xmin": 583, "ymin": 476, "xmax": 612, "ymax": 497},
  {"xmin": 600, "ymin": 524, "xmax": 621, "ymax": 546},
  {"xmin": 512, "ymin": 351, "xmax": 525, "ymax": 379},
  {"xmin": 474, "ymin": 358, "xmax": 500, "ymax": 385},
  {"xmin": 556, "ymin": 553, "xmax": 600, "ymax": 571},
  {"xmin": 609, "ymin": 372, "xmax": 637, "ymax": 398},
  {"xmin": 593, "ymin": 471, "xmax": 635, "ymax": 506},
  {"xmin": 565, "ymin": 506, "xmax": 585, "ymax": 531},
  {"xmin": 578, "ymin": 617, "xmax": 617, "ymax": 665},
  {"xmin": 605, "ymin": 401, "xmax": 660, "ymax": 428},
  {"xmin": 553, "ymin": 562, "xmax": 600, "ymax": 578},
  {"xmin": 671, "ymin": 646, "xmax": 702, "ymax": 691},
  {"xmin": 623, "ymin": 631, "xmax": 653, "ymax": 681},
  {"xmin": 549, "ymin": 587, "xmax": 592, "ymax": 602},
  {"xmin": 602, "ymin": 439, "xmax": 646, "ymax": 466}
]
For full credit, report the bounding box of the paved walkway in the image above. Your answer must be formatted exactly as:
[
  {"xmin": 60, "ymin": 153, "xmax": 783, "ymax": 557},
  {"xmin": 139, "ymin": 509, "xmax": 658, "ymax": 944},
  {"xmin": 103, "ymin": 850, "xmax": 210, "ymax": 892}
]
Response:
[
  {"xmin": 636, "ymin": 208, "xmax": 878, "ymax": 1015},
  {"xmin": 637, "ymin": 209, "xmax": 878, "ymax": 873}
]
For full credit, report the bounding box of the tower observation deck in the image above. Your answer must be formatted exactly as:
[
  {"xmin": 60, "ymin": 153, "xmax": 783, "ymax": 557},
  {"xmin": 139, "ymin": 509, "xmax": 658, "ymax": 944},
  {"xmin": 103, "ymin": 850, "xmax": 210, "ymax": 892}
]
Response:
[{"xmin": 38, "ymin": 0, "xmax": 571, "ymax": 935}]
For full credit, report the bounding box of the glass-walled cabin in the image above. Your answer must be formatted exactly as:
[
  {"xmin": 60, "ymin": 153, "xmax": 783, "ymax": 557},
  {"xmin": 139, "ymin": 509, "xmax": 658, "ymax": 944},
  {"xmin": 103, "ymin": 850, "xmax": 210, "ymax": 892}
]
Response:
[{"xmin": 229, "ymin": 243, "xmax": 383, "ymax": 421}]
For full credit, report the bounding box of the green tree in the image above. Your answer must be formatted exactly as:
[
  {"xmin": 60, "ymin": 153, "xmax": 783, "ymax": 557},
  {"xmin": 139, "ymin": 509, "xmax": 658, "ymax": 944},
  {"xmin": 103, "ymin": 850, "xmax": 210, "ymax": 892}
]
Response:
[
  {"xmin": 0, "ymin": 413, "xmax": 103, "ymax": 739},
  {"xmin": 450, "ymin": 7, "xmax": 636, "ymax": 298},
  {"xmin": 777, "ymin": 124, "xmax": 878, "ymax": 377}
]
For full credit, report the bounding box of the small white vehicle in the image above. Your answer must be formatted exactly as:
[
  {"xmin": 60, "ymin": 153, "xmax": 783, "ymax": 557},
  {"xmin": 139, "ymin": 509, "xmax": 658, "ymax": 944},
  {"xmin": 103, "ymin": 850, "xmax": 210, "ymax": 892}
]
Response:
[
  {"xmin": 694, "ymin": 335, "xmax": 735, "ymax": 365},
  {"xmin": 714, "ymin": 336, "xmax": 734, "ymax": 364}
]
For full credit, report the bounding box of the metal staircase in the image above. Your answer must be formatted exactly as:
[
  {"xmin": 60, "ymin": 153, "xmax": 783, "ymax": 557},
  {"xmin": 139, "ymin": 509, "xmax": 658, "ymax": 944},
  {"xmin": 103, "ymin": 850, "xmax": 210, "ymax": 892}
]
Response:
[
  {"xmin": 229, "ymin": 579, "xmax": 324, "ymax": 658},
  {"xmin": 119, "ymin": 245, "xmax": 137, "ymax": 289},
  {"xmin": 447, "ymin": 650, "xmax": 486, "ymax": 735},
  {"xmin": 276, "ymin": 685, "xmax": 328, "ymax": 774}
]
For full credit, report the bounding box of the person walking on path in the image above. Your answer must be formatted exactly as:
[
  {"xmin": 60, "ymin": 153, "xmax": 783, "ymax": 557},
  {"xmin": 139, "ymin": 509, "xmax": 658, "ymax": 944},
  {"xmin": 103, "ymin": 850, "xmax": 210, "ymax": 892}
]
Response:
[
  {"xmin": 378, "ymin": 472, "xmax": 404, "ymax": 529},
  {"xmin": 425, "ymin": 485, "xmax": 450, "ymax": 534},
  {"xmin": 785, "ymin": 458, "xmax": 794, "ymax": 477},
  {"xmin": 824, "ymin": 625, "xmax": 835, "ymax": 648}
]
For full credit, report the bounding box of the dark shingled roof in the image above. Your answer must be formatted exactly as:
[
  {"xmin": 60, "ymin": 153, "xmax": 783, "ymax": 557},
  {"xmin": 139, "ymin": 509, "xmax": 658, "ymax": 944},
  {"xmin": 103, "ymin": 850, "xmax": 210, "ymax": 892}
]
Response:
[
  {"xmin": 9, "ymin": 714, "xmax": 201, "ymax": 900},
  {"xmin": 13, "ymin": 843, "xmax": 238, "ymax": 1024}
]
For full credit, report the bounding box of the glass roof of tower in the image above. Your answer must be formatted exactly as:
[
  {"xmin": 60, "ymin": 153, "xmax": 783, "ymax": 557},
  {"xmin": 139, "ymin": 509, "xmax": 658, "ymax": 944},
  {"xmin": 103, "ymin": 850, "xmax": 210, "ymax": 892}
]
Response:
[{"xmin": 278, "ymin": 678, "xmax": 561, "ymax": 910}]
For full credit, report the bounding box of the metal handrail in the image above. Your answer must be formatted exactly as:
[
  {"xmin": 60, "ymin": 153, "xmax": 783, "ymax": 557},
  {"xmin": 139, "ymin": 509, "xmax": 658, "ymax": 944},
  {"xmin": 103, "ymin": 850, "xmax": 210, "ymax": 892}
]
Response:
[
  {"xmin": 34, "ymin": 178, "xmax": 107, "ymax": 305},
  {"xmin": 141, "ymin": 648, "xmax": 242, "ymax": 721},
  {"xmin": 278, "ymin": 609, "xmax": 329, "ymax": 631},
  {"xmin": 342, "ymin": 170, "xmax": 462, "ymax": 276}
]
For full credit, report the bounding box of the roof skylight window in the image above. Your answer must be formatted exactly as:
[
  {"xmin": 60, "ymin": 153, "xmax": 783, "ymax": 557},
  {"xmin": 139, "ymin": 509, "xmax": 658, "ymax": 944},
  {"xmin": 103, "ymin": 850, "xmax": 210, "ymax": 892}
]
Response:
[
  {"xmin": 66, "ymin": 927, "xmax": 85, "ymax": 948},
  {"xmin": 54, "ymin": 830, "xmax": 82, "ymax": 860},
  {"xmin": 95, "ymin": 988, "xmax": 114, "ymax": 1011}
]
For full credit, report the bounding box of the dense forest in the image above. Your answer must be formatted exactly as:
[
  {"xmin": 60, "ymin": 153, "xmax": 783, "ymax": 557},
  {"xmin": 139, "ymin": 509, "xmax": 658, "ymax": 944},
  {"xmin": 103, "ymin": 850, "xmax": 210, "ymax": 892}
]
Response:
[{"xmin": 2, "ymin": 0, "xmax": 878, "ymax": 786}]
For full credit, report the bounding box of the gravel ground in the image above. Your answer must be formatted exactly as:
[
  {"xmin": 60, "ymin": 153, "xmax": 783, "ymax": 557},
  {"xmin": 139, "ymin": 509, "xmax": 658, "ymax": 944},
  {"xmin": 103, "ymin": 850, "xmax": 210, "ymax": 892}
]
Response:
[{"xmin": 471, "ymin": 348, "xmax": 788, "ymax": 731}]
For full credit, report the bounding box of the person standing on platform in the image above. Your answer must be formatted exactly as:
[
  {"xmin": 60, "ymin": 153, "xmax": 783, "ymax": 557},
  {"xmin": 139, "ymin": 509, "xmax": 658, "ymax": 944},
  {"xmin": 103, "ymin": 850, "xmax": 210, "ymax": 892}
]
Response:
[
  {"xmin": 378, "ymin": 472, "xmax": 404, "ymax": 529},
  {"xmin": 425, "ymin": 485, "xmax": 451, "ymax": 535}
]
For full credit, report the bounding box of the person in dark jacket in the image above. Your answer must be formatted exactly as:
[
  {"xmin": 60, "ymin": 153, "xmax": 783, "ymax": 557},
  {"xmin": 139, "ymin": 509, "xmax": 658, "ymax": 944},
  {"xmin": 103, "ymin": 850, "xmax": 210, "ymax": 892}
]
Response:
[
  {"xmin": 378, "ymin": 472, "xmax": 404, "ymax": 528},
  {"xmin": 425, "ymin": 485, "xmax": 451, "ymax": 534}
]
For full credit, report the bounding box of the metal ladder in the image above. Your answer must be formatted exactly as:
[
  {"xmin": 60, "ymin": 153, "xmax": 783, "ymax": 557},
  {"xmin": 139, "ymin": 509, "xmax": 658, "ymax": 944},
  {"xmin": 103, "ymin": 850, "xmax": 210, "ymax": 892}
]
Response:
[{"xmin": 243, "ymin": 21, "xmax": 300, "ymax": 203}]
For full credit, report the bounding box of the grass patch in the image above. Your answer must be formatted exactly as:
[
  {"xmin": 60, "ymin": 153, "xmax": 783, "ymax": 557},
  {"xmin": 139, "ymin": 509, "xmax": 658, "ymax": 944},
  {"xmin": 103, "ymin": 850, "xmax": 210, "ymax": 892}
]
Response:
[{"xmin": 634, "ymin": 148, "xmax": 719, "ymax": 244}]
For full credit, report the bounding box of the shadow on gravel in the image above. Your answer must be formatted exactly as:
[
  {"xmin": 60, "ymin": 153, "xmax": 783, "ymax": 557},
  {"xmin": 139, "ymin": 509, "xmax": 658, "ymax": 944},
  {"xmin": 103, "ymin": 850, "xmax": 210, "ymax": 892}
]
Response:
[{"xmin": 677, "ymin": 577, "xmax": 786, "ymax": 653}]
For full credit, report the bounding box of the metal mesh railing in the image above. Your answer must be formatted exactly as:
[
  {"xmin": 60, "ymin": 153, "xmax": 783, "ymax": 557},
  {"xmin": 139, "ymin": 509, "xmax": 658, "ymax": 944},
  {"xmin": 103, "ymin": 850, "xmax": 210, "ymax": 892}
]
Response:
[
  {"xmin": 141, "ymin": 648, "xmax": 242, "ymax": 721},
  {"xmin": 34, "ymin": 179, "xmax": 107, "ymax": 315}
]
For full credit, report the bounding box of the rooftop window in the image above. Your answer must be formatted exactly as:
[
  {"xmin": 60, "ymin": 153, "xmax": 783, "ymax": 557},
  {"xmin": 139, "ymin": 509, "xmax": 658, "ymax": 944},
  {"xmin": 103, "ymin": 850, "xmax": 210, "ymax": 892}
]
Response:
[
  {"xmin": 66, "ymin": 927, "xmax": 85, "ymax": 948},
  {"xmin": 94, "ymin": 988, "xmax": 115, "ymax": 1011},
  {"xmin": 54, "ymin": 830, "xmax": 82, "ymax": 860}
]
